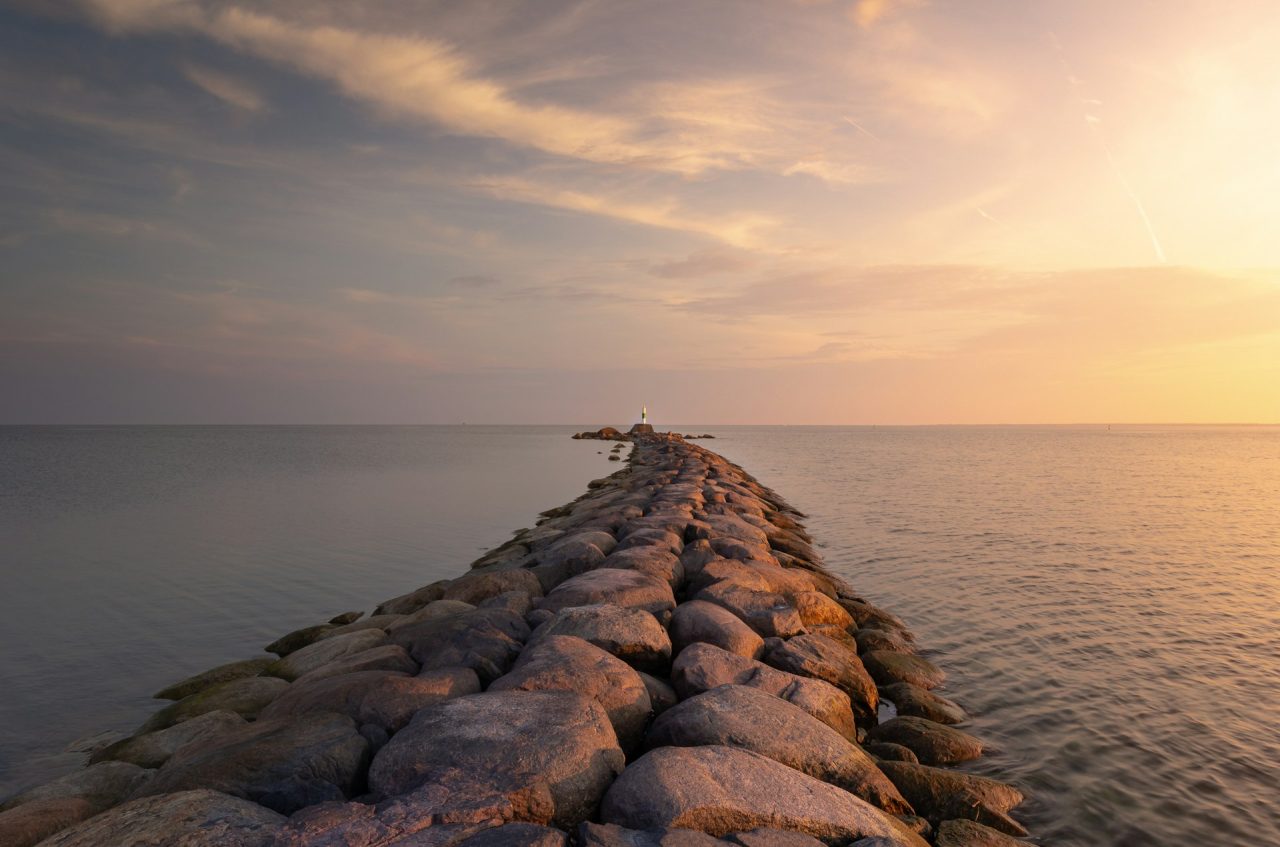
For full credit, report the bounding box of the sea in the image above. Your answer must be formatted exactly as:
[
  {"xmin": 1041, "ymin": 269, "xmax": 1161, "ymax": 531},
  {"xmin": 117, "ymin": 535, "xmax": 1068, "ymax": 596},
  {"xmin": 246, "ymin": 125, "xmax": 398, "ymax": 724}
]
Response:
[{"xmin": 1, "ymin": 425, "xmax": 1277, "ymax": 846}]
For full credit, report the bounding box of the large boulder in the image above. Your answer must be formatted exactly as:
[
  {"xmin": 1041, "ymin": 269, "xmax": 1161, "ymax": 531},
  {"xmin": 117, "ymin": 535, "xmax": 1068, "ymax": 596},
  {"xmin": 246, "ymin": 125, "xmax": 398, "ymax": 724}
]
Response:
[
  {"xmin": 879, "ymin": 683, "xmax": 967, "ymax": 725},
  {"xmin": 934, "ymin": 819, "xmax": 1028, "ymax": 846},
  {"xmin": 0, "ymin": 761, "xmax": 150, "ymax": 813},
  {"xmin": 876, "ymin": 762, "xmax": 1026, "ymax": 836},
  {"xmin": 291, "ymin": 643, "xmax": 418, "ymax": 684},
  {"xmin": 668, "ymin": 600, "xmax": 764, "ymax": 659},
  {"xmin": 389, "ymin": 607, "xmax": 530, "ymax": 683},
  {"xmin": 599, "ymin": 746, "xmax": 925, "ymax": 846},
  {"xmin": 693, "ymin": 582, "xmax": 804, "ymax": 638},
  {"xmin": 91, "ymin": 710, "xmax": 247, "ymax": 768},
  {"xmin": 528, "ymin": 536, "xmax": 610, "ymax": 590},
  {"xmin": 539, "ymin": 569, "xmax": 676, "ymax": 623},
  {"xmin": 134, "ymin": 712, "xmax": 370, "ymax": 814},
  {"xmin": 762, "ymin": 634, "xmax": 878, "ymax": 722},
  {"xmin": 530, "ymin": 604, "xmax": 672, "ymax": 672},
  {"xmin": 671, "ymin": 643, "xmax": 855, "ymax": 740},
  {"xmin": 646, "ymin": 685, "xmax": 910, "ymax": 815},
  {"xmin": 861, "ymin": 652, "xmax": 945, "ymax": 690},
  {"xmin": 792, "ymin": 592, "xmax": 853, "ymax": 629},
  {"xmin": 374, "ymin": 580, "xmax": 449, "ymax": 616},
  {"xmin": 444, "ymin": 569, "xmax": 545, "ymax": 605},
  {"xmin": 0, "ymin": 797, "xmax": 94, "ymax": 847},
  {"xmin": 865, "ymin": 718, "xmax": 983, "ymax": 766},
  {"xmin": 153, "ymin": 658, "xmax": 275, "ymax": 700},
  {"xmin": 138, "ymin": 676, "xmax": 289, "ymax": 732},
  {"xmin": 368, "ymin": 690, "xmax": 624, "ymax": 828},
  {"xmin": 265, "ymin": 623, "xmax": 335, "ymax": 657},
  {"xmin": 263, "ymin": 629, "xmax": 391, "ymax": 681},
  {"xmin": 599, "ymin": 547, "xmax": 685, "ymax": 588},
  {"xmin": 33, "ymin": 789, "xmax": 284, "ymax": 846},
  {"xmin": 490, "ymin": 635, "xmax": 652, "ymax": 750},
  {"xmin": 258, "ymin": 667, "xmax": 480, "ymax": 732},
  {"xmin": 854, "ymin": 628, "xmax": 915, "ymax": 656}
]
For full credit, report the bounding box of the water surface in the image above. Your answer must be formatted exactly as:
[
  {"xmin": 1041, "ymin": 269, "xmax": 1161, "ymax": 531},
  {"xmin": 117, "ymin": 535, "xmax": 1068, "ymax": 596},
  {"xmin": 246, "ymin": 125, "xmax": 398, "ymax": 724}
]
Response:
[{"xmin": 3, "ymin": 424, "xmax": 1278, "ymax": 847}]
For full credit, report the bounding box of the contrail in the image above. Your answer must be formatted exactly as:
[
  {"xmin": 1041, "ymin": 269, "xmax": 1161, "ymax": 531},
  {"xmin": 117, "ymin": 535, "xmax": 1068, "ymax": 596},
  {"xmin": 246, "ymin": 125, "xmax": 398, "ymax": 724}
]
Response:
[
  {"xmin": 1084, "ymin": 115, "xmax": 1167, "ymax": 263},
  {"xmin": 842, "ymin": 115, "xmax": 883, "ymax": 143},
  {"xmin": 1049, "ymin": 33, "xmax": 1167, "ymax": 263}
]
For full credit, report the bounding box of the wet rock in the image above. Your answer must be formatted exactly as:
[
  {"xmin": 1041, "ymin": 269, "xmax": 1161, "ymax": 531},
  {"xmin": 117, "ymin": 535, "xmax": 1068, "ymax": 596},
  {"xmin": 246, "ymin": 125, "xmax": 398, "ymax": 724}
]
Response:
[
  {"xmin": 321, "ymin": 614, "xmax": 404, "ymax": 640},
  {"xmin": 375, "ymin": 580, "xmax": 449, "ymax": 616},
  {"xmin": 669, "ymin": 600, "xmax": 765, "ymax": 660},
  {"xmin": 600, "ymin": 547, "xmax": 685, "ymax": 588},
  {"xmin": 91, "ymin": 709, "xmax": 247, "ymax": 768},
  {"xmin": 259, "ymin": 666, "xmax": 480, "ymax": 732},
  {"xmin": 866, "ymin": 718, "xmax": 983, "ymax": 766},
  {"xmin": 600, "ymin": 745, "xmax": 925, "ymax": 845},
  {"xmin": 530, "ymin": 604, "xmax": 672, "ymax": 672},
  {"xmin": 876, "ymin": 762, "xmax": 1026, "ymax": 836},
  {"xmin": 861, "ymin": 652, "xmax": 946, "ymax": 690},
  {"xmin": 390, "ymin": 607, "xmax": 530, "ymax": 684},
  {"xmin": 292, "ymin": 643, "xmax": 419, "ymax": 684},
  {"xmin": 0, "ymin": 761, "xmax": 149, "ymax": 814},
  {"xmin": 671, "ymin": 643, "xmax": 856, "ymax": 740},
  {"xmin": 793, "ymin": 592, "xmax": 854, "ymax": 629},
  {"xmin": 135, "ymin": 712, "xmax": 370, "ymax": 814},
  {"xmin": 0, "ymin": 797, "xmax": 94, "ymax": 847},
  {"xmin": 646, "ymin": 685, "xmax": 910, "ymax": 814},
  {"xmin": 837, "ymin": 600, "xmax": 909, "ymax": 635},
  {"xmin": 444, "ymin": 569, "xmax": 545, "ymax": 605},
  {"xmin": 934, "ymin": 819, "xmax": 1027, "ymax": 846},
  {"xmin": 855, "ymin": 629, "xmax": 915, "ymax": 655},
  {"xmin": 863, "ymin": 742, "xmax": 919, "ymax": 764},
  {"xmin": 264, "ymin": 629, "xmax": 391, "ymax": 681},
  {"xmin": 34, "ymin": 789, "xmax": 284, "ymax": 846},
  {"xmin": 762, "ymin": 634, "xmax": 878, "ymax": 722},
  {"xmin": 368, "ymin": 690, "xmax": 625, "ymax": 828},
  {"xmin": 153, "ymin": 657, "xmax": 276, "ymax": 701},
  {"xmin": 879, "ymin": 683, "xmax": 967, "ymax": 725},
  {"xmin": 539, "ymin": 569, "xmax": 677, "ymax": 624},
  {"xmin": 139, "ymin": 676, "xmax": 289, "ymax": 732},
  {"xmin": 490, "ymin": 635, "xmax": 652, "ymax": 750},
  {"xmin": 266, "ymin": 623, "xmax": 335, "ymax": 657},
  {"xmin": 638, "ymin": 672, "xmax": 678, "ymax": 715},
  {"xmin": 693, "ymin": 582, "xmax": 805, "ymax": 638},
  {"xmin": 460, "ymin": 822, "xmax": 569, "ymax": 847},
  {"xmin": 329, "ymin": 611, "xmax": 364, "ymax": 625}
]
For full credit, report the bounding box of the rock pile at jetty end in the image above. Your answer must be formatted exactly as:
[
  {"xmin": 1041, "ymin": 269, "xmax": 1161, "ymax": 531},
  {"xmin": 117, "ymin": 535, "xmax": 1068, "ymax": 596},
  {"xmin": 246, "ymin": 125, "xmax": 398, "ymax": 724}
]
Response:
[{"xmin": 1, "ymin": 431, "xmax": 1027, "ymax": 847}]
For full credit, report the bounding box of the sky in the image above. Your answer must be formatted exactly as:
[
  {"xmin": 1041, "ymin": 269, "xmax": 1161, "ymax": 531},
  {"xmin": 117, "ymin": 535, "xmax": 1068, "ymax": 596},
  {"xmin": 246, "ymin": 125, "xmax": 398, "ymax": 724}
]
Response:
[{"xmin": 2, "ymin": 0, "xmax": 1278, "ymax": 424}]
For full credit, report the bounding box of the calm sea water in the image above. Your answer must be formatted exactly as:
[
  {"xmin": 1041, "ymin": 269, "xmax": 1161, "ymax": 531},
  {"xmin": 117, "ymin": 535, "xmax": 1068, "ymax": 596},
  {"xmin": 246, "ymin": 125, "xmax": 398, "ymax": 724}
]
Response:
[{"xmin": 2, "ymin": 425, "xmax": 1278, "ymax": 846}]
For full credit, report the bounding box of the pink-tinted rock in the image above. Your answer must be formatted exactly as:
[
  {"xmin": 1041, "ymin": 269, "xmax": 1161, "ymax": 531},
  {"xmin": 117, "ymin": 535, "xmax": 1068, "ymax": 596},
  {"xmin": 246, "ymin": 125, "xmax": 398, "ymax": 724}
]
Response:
[
  {"xmin": 539, "ymin": 569, "xmax": 676, "ymax": 624},
  {"xmin": 671, "ymin": 643, "xmax": 855, "ymax": 740},
  {"xmin": 599, "ymin": 746, "xmax": 926, "ymax": 846},
  {"xmin": 490, "ymin": 635, "xmax": 651, "ymax": 750},
  {"xmin": 762, "ymin": 633, "xmax": 878, "ymax": 722},
  {"xmin": 530, "ymin": 604, "xmax": 672, "ymax": 672},
  {"xmin": 669, "ymin": 600, "xmax": 765, "ymax": 660},
  {"xmin": 368, "ymin": 690, "xmax": 624, "ymax": 828}
]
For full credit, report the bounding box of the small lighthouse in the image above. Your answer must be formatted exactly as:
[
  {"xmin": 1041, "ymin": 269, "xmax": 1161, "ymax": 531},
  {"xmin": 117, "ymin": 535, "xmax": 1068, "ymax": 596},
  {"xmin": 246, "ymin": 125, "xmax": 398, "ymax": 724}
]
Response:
[{"xmin": 629, "ymin": 403, "xmax": 654, "ymax": 435}]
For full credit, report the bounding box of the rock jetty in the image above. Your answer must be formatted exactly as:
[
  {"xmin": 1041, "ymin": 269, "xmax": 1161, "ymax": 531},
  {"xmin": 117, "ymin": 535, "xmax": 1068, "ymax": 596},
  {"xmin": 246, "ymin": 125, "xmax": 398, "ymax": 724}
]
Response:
[{"xmin": 1, "ymin": 432, "xmax": 1027, "ymax": 846}]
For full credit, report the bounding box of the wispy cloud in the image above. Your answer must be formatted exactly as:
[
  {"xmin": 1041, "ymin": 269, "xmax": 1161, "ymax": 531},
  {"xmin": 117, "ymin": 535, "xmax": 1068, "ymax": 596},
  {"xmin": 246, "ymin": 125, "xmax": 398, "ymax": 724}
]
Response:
[{"xmin": 182, "ymin": 64, "xmax": 267, "ymax": 112}]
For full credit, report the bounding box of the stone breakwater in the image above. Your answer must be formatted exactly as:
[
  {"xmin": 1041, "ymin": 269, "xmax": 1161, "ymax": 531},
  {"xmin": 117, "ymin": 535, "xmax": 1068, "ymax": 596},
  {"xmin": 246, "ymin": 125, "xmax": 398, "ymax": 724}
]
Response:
[{"xmin": 0, "ymin": 433, "xmax": 1028, "ymax": 847}]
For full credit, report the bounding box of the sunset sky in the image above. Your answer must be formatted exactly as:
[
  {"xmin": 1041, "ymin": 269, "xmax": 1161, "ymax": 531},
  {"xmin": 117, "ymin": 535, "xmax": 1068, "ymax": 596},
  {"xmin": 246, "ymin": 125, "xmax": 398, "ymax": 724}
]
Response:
[{"xmin": 2, "ymin": 0, "xmax": 1278, "ymax": 423}]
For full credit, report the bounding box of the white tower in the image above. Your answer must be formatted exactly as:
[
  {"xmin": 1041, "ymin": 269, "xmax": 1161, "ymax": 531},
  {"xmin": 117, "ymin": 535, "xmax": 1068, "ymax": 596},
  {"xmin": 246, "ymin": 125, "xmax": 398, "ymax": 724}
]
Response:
[{"xmin": 642, "ymin": 404, "xmax": 647, "ymax": 424}]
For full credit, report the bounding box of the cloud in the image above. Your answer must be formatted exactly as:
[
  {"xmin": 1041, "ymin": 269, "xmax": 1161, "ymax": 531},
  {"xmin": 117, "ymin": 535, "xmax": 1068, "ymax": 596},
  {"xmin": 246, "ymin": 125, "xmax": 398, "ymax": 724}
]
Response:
[
  {"xmin": 649, "ymin": 249, "xmax": 755, "ymax": 280},
  {"xmin": 182, "ymin": 64, "xmax": 267, "ymax": 112},
  {"xmin": 474, "ymin": 176, "xmax": 779, "ymax": 249},
  {"xmin": 849, "ymin": 0, "xmax": 920, "ymax": 29}
]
